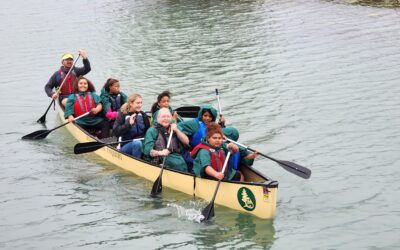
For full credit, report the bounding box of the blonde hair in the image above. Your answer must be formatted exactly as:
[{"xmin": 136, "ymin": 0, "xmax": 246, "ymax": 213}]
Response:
[{"xmin": 120, "ymin": 93, "xmax": 142, "ymax": 114}]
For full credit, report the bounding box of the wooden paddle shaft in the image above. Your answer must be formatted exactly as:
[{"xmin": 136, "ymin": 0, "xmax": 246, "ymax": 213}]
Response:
[
  {"xmin": 55, "ymin": 55, "xmax": 81, "ymax": 95},
  {"xmin": 74, "ymin": 111, "xmax": 90, "ymax": 120},
  {"xmin": 208, "ymin": 151, "xmax": 231, "ymax": 206},
  {"xmin": 215, "ymin": 88, "xmax": 223, "ymax": 116}
]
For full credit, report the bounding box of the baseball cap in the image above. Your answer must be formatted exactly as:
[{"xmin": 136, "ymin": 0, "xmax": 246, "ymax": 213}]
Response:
[{"xmin": 61, "ymin": 53, "xmax": 74, "ymax": 61}]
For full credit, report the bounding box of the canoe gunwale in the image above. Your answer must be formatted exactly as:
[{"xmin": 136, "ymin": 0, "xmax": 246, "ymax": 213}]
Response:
[{"xmin": 75, "ymin": 121, "xmax": 279, "ymax": 188}]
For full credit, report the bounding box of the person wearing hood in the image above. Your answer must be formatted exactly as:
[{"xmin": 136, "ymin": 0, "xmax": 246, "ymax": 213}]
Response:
[
  {"xmin": 178, "ymin": 104, "xmax": 225, "ymax": 149},
  {"xmin": 191, "ymin": 123, "xmax": 242, "ymax": 181},
  {"xmin": 150, "ymin": 90, "xmax": 181, "ymax": 125},
  {"xmin": 142, "ymin": 108, "xmax": 189, "ymax": 172},
  {"xmin": 222, "ymin": 127, "xmax": 259, "ymax": 171},
  {"xmin": 64, "ymin": 76, "xmax": 109, "ymax": 139},
  {"xmin": 100, "ymin": 78, "xmax": 128, "ymax": 126},
  {"xmin": 112, "ymin": 93, "xmax": 150, "ymax": 158},
  {"xmin": 45, "ymin": 49, "xmax": 91, "ymax": 107}
]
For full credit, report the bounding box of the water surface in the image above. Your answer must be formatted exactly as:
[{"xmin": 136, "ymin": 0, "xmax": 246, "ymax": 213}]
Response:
[{"xmin": 1, "ymin": 0, "xmax": 399, "ymax": 249}]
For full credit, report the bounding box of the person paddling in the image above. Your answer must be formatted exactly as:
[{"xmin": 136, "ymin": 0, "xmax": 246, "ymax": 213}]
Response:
[
  {"xmin": 44, "ymin": 49, "xmax": 91, "ymax": 107},
  {"xmin": 191, "ymin": 123, "xmax": 242, "ymax": 181},
  {"xmin": 178, "ymin": 104, "xmax": 225, "ymax": 149},
  {"xmin": 143, "ymin": 108, "xmax": 189, "ymax": 172},
  {"xmin": 64, "ymin": 76, "xmax": 110, "ymax": 139},
  {"xmin": 177, "ymin": 104, "xmax": 227, "ymax": 170}
]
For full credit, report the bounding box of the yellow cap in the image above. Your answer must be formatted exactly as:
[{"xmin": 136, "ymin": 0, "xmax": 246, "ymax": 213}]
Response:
[{"xmin": 61, "ymin": 53, "xmax": 74, "ymax": 61}]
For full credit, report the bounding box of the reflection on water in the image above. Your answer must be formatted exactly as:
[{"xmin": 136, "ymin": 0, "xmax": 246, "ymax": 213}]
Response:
[{"xmin": 194, "ymin": 211, "xmax": 275, "ymax": 249}]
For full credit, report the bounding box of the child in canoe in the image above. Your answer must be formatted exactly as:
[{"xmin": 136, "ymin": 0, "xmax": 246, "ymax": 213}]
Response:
[
  {"xmin": 150, "ymin": 90, "xmax": 181, "ymax": 125},
  {"xmin": 100, "ymin": 78, "xmax": 128, "ymax": 126},
  {"xmin": 191, "ymin": 123, "xmax": 243, "ymax": 181}
]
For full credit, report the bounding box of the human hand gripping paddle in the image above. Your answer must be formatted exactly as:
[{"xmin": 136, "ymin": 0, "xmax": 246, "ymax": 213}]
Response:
[
  {"xmin": 225, "ymin": 138, "xmax": 311, "ymax": 179},
  {"xmin": 74, "ymin": 138, "xmax": 144, "ymax": 154},
  {"xmin": 37, "ymin": 55, "xmax": 81, "ymax": 124},
  {"xmin": 201, "ymin": 151, "xmax": 231, "ymax": 222},
  {"xmin": 215, "ymin": 89, "xmax": 225, "ymax": 127},
  {"xmin": 150, "ymin": 129, "xmax": 174, "ymax": 197},
  {"xmin": 23, "ymin": 112, "xmax": 90, "ymax": 140}
]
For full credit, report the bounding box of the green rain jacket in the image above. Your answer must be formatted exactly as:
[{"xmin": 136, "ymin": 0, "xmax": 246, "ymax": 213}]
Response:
[
  {"xmin": 191, "ymin": 138, "xmax": 237, "ymax": 181},
  {"xmin": 177, "ymin": 104, "xmax": 218, "ymax": 142},
  {"xmin": 99, "ymin": 87, "xmax": 128, "ymax": 114},
  {"xmin": 142, "ymin": 123, "xmax": 188, "ymax": 172}
]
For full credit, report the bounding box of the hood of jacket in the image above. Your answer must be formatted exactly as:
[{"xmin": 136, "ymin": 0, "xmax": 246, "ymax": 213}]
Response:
[
  {"xmin": 197, "ymin": 104, "xmax": 218, "ymax": 122},
  {"xmin": 222, "ymin": 127, "xmax": 239, "ymax": 141}
]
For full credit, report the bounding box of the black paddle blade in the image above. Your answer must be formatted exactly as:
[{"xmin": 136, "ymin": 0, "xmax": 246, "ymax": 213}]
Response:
[
  {"xmin": 74, "ymin": 141, "xmax": 105, "ymax": 154},
  {"xmin": 150, "ymin": 177, "xmax": 162, "ymax": 197},
  {"xmin": 201, "ymin": 202, "xmax": 215, "ymax": 222},
  {"xmin": 21, "ymin": 130, "xmax": 50, "ymax": 140},
  {"xmin": 278, "ymin": 160, "xmax": 312, "ymax": 179},
  {"xmin": 175, "ymin": 106, "xmax": 200, "ymax": 118},
  {"xmin": 175, "ymin": 110, "xmax": 198, "ymax": 118},
  {"xmin": 36, "ymin": 99, "xmax": 55, "ymax": 124},
  {"xmin": 37, "ymin": 114, "xmax": 46, "ymax": 124}
]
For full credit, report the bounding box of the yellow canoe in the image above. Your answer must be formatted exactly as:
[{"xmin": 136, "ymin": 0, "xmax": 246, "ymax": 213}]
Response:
[{"xmin": 57, "ymin": 105, "xmax": 278, "ymax": 219}]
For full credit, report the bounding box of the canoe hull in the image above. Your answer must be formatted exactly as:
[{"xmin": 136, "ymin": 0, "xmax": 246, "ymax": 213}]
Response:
[{"xmin": 58, "ymin": 106, "xmax": 278, "ymax": 219}]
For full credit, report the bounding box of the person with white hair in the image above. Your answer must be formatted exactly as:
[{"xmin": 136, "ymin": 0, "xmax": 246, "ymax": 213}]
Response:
[{"xmin": 143, "ymin": 108, "xmax": 189, "ymax": 172}]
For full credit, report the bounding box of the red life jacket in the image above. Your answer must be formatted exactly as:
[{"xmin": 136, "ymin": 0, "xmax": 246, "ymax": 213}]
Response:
[
  {"xmin": 73, "ymin": 93, "xmax": 96, "ymax": 117},
  {"xmin": 58, "ymin": 69, "xmax": 77, "ymax": 95},
  {"xmin": 191, "ymin": 143, "xmax": 226, "ymax": 172}
]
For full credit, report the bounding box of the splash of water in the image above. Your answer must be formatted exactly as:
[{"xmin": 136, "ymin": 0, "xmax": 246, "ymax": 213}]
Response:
[{"xmin": 167, "ymin": 200, "xmax": 206, "ymax": 223}]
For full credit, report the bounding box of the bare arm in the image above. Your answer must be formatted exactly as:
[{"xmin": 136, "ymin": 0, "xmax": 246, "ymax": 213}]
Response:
[{"xmin": 205, "ymin": 166, "xmax": 224, "ymax": 180}]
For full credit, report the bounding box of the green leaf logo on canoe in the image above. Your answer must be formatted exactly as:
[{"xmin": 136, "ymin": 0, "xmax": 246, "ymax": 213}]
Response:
[{"xmin": 237, "ymin": 187, "xmax": 256, "ymax": 211}]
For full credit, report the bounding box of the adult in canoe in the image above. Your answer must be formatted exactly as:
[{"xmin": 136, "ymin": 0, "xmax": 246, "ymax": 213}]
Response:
[
  {"xmin": 112, "ymin": 93, "xmax": 150, "ymax": 158},
  {"xmin": 100, "ymin": 78, "xmax": 128, "ymax": 127},
  {"xmin": 45, "ymin": 49, "xmax": 91, "ymax": 107},
  {"xmin": 64, "ymin": 76, "xmax": 110, "ymax": 139},
  {"xmin": 191, "ymin": 123, "xmax": 242, "ymax": 181},
  {"xmin": 143, "ymin": 108, "xmax": 189, "ymax": 172},
  {"xmin": 150, "ymin": 90, "xmax": 181, "ymax": 124}
]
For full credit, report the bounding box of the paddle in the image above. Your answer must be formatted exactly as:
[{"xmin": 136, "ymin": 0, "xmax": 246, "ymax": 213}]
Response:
[
  {"xmin": 201, "ymin": 151, "xmax": 231, "ymax": 222},
  {"xmin": 150, "ymin": 129, "xmax": 174, "ymax": 197},
  {"xmin": 23, "ymin": 112, "xmax": 90, "ymax": 140},
  {"xmin": 37, "ymin": 55, "xmax": 81, "ymax": 124},
  {"xmin": 215, "ymin": 88, "xmax": 311, "ymax": 179},
  {"xmin": 215, "ymin": 89, "xmax": 226, "ymax": 127},
  {"xmin": 74, "ymin": 138, "xmax": 144, "ymax": 154},
  {"xmin": 215, "ymin": 89, "xmax": 223, "ymax": 117},
  {"xmin": 175, "ymin": 106, "xmax": 200, "ymax": 118},
  {"xmin": 225, "ymin": 138, "xmax": 311, "ymax": 179}
]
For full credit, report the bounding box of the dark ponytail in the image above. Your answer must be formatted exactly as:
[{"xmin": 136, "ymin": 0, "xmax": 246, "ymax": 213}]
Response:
[{"xmin": 151, "ymin": 90, "xmax": 171, "ymax": 114}]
